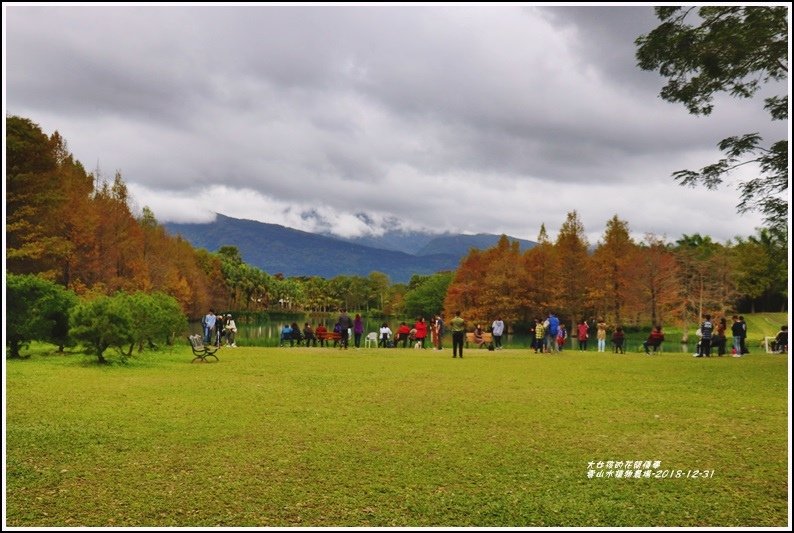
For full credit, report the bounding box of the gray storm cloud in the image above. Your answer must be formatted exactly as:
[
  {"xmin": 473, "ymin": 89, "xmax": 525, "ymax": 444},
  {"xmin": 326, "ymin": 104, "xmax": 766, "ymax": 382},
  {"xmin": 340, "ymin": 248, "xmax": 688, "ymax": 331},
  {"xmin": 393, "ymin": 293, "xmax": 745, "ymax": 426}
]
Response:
[{"xmin": 5, "ymin": 4, "xmax": 781, "ymax": 243}]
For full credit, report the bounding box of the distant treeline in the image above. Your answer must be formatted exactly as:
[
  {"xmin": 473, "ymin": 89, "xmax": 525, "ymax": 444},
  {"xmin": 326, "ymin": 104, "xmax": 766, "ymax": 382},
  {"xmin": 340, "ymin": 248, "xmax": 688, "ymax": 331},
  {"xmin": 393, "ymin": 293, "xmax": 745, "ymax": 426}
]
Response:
[{"xmin": 443, "ymin": 216, "xmax": 787, "ymax": 334}]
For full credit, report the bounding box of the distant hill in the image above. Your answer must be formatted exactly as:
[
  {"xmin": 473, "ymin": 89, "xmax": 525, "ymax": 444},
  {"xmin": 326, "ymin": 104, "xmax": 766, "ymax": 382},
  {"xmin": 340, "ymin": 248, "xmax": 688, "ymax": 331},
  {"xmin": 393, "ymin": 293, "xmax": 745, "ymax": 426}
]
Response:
[
  {"xmin": 324, "ymin": 230, "xmax": 445, "ymax": 255},
  {"xmin": 164, "ymin": 214, "xmax": 459, "ymax": 283},
  {"xmin": 328, "ymin": 231, "xmax": 537, "ymax": 257},
  {"xmin": 164, "ymin": 214, "xmax": 537, "ymax": 283},
  {"xmin": 417, "ymin": 234, "xmax": 536, "ymax": 256}
]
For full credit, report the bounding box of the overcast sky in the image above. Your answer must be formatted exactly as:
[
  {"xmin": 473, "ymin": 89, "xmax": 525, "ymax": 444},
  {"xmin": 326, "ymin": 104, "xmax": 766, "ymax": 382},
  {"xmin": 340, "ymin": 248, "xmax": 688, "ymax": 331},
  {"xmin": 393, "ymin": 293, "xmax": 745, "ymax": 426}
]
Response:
[{"xmin": 3, "ymin": 3, "xmax": 789, "ymax": 245}]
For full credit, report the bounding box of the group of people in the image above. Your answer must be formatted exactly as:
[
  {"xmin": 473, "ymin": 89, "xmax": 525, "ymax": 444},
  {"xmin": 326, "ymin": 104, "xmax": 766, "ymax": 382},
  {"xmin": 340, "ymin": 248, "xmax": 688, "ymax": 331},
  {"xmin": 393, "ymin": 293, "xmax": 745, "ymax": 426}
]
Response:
[
  {"xmin": 278, "ymin": 311, "xmax": 449, "ymax": 350},
  {"xmin": 208, "ymin": 307, "xmax": 786, "ymax": 359},
  {"xmin": 574, "ymin": 318, "xmax": 616, "ymax": 353},
  {"xmin": 529, "ymin": 315, "xmax": 655, "ymax": 356},
  {"xmin": 280, "ymin": 309, "xmax": 357, "ymax": 348},
  {"xmin": 201, "ymin": 309, "xmax": 238, "ymax": 348},
  {"xmin": 693, "ymin": 314, "xmax": 751, "ymax": 358},
  {"xmin": 528, "ymin": 313, "xmax": 569, "ymax": 353}
]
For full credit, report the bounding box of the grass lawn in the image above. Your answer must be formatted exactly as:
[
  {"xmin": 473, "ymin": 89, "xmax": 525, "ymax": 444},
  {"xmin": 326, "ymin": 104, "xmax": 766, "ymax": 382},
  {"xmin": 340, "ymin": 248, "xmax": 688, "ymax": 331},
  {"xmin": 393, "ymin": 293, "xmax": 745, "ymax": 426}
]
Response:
[{"xmin": 5, "ymin": 343, "xmax": 790, "ymax": 527}]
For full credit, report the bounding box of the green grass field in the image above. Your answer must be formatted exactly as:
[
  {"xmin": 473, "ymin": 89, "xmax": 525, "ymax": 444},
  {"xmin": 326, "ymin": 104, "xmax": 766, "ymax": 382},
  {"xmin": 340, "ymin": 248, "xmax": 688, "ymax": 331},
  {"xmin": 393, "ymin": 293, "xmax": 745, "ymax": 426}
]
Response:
[{"xmin": 5, "ymin": 334, "xmax": 790, "ymax": 527}]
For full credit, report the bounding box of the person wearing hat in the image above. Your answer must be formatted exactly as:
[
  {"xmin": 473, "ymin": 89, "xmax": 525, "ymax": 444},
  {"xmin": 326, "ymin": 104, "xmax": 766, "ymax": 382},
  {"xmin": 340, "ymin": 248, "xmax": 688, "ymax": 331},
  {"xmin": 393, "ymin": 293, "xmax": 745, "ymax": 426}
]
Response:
[{"xmin": 224, "ymin": 314, "xmax": 238, "ymax": 347}]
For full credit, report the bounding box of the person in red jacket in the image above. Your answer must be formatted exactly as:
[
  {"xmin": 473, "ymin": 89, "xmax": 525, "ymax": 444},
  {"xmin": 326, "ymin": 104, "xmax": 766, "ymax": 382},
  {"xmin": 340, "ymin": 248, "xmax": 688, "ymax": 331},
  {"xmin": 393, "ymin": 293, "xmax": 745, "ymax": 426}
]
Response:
[
  {"xmin": 414, "ymin": 317, "xmax": 428, "ymax": 349},
  {"xmin": 396, "ymin": 322, "xmax": 411, "ymax": 348},
  {"xmin": 577, "ymin": 319, "xmax": 590, "ymax": 351},
  {"xmin": 643, "ymin": 325, "xmax": 665, "ymax": 355},
  {"xmin": 315, "ymin": 323, "xmax": 328, "ymax": 347}
]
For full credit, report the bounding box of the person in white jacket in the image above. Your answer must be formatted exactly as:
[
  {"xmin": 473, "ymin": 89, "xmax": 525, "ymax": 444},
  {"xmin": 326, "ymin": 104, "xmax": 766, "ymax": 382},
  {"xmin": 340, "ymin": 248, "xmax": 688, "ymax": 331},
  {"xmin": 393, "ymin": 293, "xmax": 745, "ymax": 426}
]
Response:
[
  {"xmin": 491, "ymin": 317, "xmax": 505, "ymax": 350},
  {"xmin": 224, "ymin": 314, "xmax": 238, "ymax": 347},
  {"xmin": 379, "ymin": 323, "xmax": 393, "ymax": 348}
]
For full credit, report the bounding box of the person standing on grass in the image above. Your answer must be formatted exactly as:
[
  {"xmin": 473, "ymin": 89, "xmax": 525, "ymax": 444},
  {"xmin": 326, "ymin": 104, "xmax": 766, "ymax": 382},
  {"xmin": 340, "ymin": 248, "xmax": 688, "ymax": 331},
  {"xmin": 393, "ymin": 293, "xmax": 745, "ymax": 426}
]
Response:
[
  {"xmin": 450, "ymin": 311, "xmax": 466, "ymax": 358},
  {"xmin": 545, "ymin": 312, "xmax": 560, "ymax": 353},
  {"xmin": 353, "ymin": 313, "xmax": 364, "ymax": 349},
  {"xmin": 202, "ymin": 309, "xmax": 217, "ymax": 344},
  {"xmin": 739, "ymin": 315, "xmax": 749, "ymax": 354},
  {"xmin": 534, "ymin": 318, "xmax": 545, "ymax": 353},
  {"xmin": 731, "ymin": 315, "xmax": 743, "ymax": 356},
  {"xmin": 433, "ymin": 314, "xmax": 445, "ymax": 351},
  {"xmin": 396, "ymin": 322, "xmax": 411, "ymax": 348},
  {"xmin": 577, "ymin": 319, "xmax": 590, "ymax": 351},
  {"xmin": 379, "ymin": 322, "xmax": 392, "ymax": 348},
  {"xmin": 596, "ymin": 318, "xmax": 608, "ymax": 352},
  {"xmin": 414, "ymin": 317, "xmax": 428, "ymax": 349},
  {"xmin": 337, "ymin": 309, "xmax": 353, "ymax": 349},
  {"xmin": 491, "ymin": 317, "xmax": 505, "ymax": 350},
  {"xmin": 612, "ymin": 326, "xmax": 625, "ymax": 354},
  {"xmin": 214, "ymin": 313, "xmax": 225, "ymax": 347},
  {"xmin": 556, "ymin": 323, "xmax": 568, "ymax": 352},
  {"xmin": 715, "ymin": 317, "xmax": 727, "ymax": 356},
  {"xmin": 694, "ymin": 314, "xmax": 714, "ymax": 358}
]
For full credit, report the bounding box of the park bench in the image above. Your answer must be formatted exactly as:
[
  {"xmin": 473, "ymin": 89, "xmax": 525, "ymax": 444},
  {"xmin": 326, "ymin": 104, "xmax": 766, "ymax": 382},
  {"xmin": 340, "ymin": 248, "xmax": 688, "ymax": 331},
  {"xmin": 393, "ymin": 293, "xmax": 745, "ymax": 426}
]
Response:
[
  {"xmin": 640, "ymin": 339, "xmax": 664, "ymax": 354},
  {"xmin": 465, "ymin": 331, "xmax": 493, "ymax": 348},
  {"xmin": 315, "ymin": 330, "xmax": 343, "ymax": 346},
  {"xmin": 188, "ymin": 334, "xmax": 219, "ymax": 363}
]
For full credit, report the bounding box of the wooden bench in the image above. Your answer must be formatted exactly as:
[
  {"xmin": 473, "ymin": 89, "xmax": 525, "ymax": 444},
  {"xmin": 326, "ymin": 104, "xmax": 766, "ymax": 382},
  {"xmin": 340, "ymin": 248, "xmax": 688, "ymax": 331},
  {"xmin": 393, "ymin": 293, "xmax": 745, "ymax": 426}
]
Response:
[
  {"xmin": 188, "ymin": 334, "xmax": 219, "ymax": 363},
  {"xmin": 465, "ymin": 331, "xmax": 493, "ymax": 348},
  {"xmin": 316, "ymin": 330, "xmax": 343, "ymax": 346},
  {"xmin": 640, "ymin": 340, "xmax": 664, "ymax": 354}
]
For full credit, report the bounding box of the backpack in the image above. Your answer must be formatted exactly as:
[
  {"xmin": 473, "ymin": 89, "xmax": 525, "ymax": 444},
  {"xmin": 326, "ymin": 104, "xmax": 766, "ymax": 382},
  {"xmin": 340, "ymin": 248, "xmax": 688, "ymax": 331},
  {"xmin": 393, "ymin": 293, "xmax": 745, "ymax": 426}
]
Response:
[{"xmin": 488, "ymin": 342, "xmax": 495, "ymax": 351}]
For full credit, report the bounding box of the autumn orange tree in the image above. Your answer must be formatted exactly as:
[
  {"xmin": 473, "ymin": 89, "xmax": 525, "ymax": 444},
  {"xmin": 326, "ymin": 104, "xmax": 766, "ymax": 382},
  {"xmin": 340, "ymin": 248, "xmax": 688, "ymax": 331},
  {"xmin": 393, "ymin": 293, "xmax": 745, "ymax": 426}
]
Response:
[
  {"xmin": 6, "ymin": 116, "xmax": 76, "ymax": 280},
  {"xmin": 444, "ymin": 248, "xmax": 490, "ymax": 325},
  {"xmin": 5, "ymin": 116, "xmax": 222, "ymax": 319},
  {"xmin": 630, "ymin": 234, "xmax": 681, "ymax": 327},
  {"xmin": 674, "ymin": 234, "xmax": 732, "ymax": 337},
  {"xmin": 587, "ymin": 215, "xmax": 639, "ymax": 327},
  {"xmin": 521, "ymin": 224, "xmax": 556, "ymax": 323},
  {"xmin": 477, "ymin": 235, "xmax": 524, "ymax": 327},
  {"xmin": 553, "ymin": 211, "xmax": 590, "ymax": 329}
]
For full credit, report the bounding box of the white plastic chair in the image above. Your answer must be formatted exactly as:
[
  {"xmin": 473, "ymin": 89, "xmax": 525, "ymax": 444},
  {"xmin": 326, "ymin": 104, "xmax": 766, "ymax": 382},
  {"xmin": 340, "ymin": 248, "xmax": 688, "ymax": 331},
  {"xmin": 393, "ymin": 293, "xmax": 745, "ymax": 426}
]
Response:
[{"xmin": 364, "ymin": 332, "xmax": 378, "ymax": 348}]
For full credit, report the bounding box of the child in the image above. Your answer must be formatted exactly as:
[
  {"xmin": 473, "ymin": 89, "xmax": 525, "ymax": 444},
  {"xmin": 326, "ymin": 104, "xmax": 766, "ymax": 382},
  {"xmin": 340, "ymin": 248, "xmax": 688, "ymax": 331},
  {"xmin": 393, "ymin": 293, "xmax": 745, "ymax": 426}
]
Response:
[{"xmin": 556, "ymin": 324, "xmax": 568, "ymax": 351}]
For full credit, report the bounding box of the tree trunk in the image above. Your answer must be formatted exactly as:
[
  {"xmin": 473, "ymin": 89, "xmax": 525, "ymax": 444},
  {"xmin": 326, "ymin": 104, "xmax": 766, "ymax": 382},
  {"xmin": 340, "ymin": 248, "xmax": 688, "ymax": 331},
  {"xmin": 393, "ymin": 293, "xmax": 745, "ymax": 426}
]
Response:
[{"xmin": 8, "ymin": 340, "xmax": 22, "ymax": 358}]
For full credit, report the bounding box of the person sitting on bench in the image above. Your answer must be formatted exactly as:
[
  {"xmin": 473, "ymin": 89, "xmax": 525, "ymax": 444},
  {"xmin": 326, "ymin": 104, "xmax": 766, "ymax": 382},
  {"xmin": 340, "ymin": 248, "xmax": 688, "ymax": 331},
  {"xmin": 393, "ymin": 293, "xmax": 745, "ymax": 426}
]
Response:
[
  {"xmin": 473, "ymin": 324, "xmax": 487, "ymax": 348},
  {"xmin": 643, "ymin": 325, "xmax": 665, "ymax": 355}
]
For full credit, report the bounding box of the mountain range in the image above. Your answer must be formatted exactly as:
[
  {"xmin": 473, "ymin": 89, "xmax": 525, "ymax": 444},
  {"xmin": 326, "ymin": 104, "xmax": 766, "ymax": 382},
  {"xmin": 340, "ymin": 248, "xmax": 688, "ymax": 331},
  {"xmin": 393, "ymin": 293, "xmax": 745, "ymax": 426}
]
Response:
[{"xmin": 164, "ymin": 214, "xmax": 536, "ymax": 283}]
